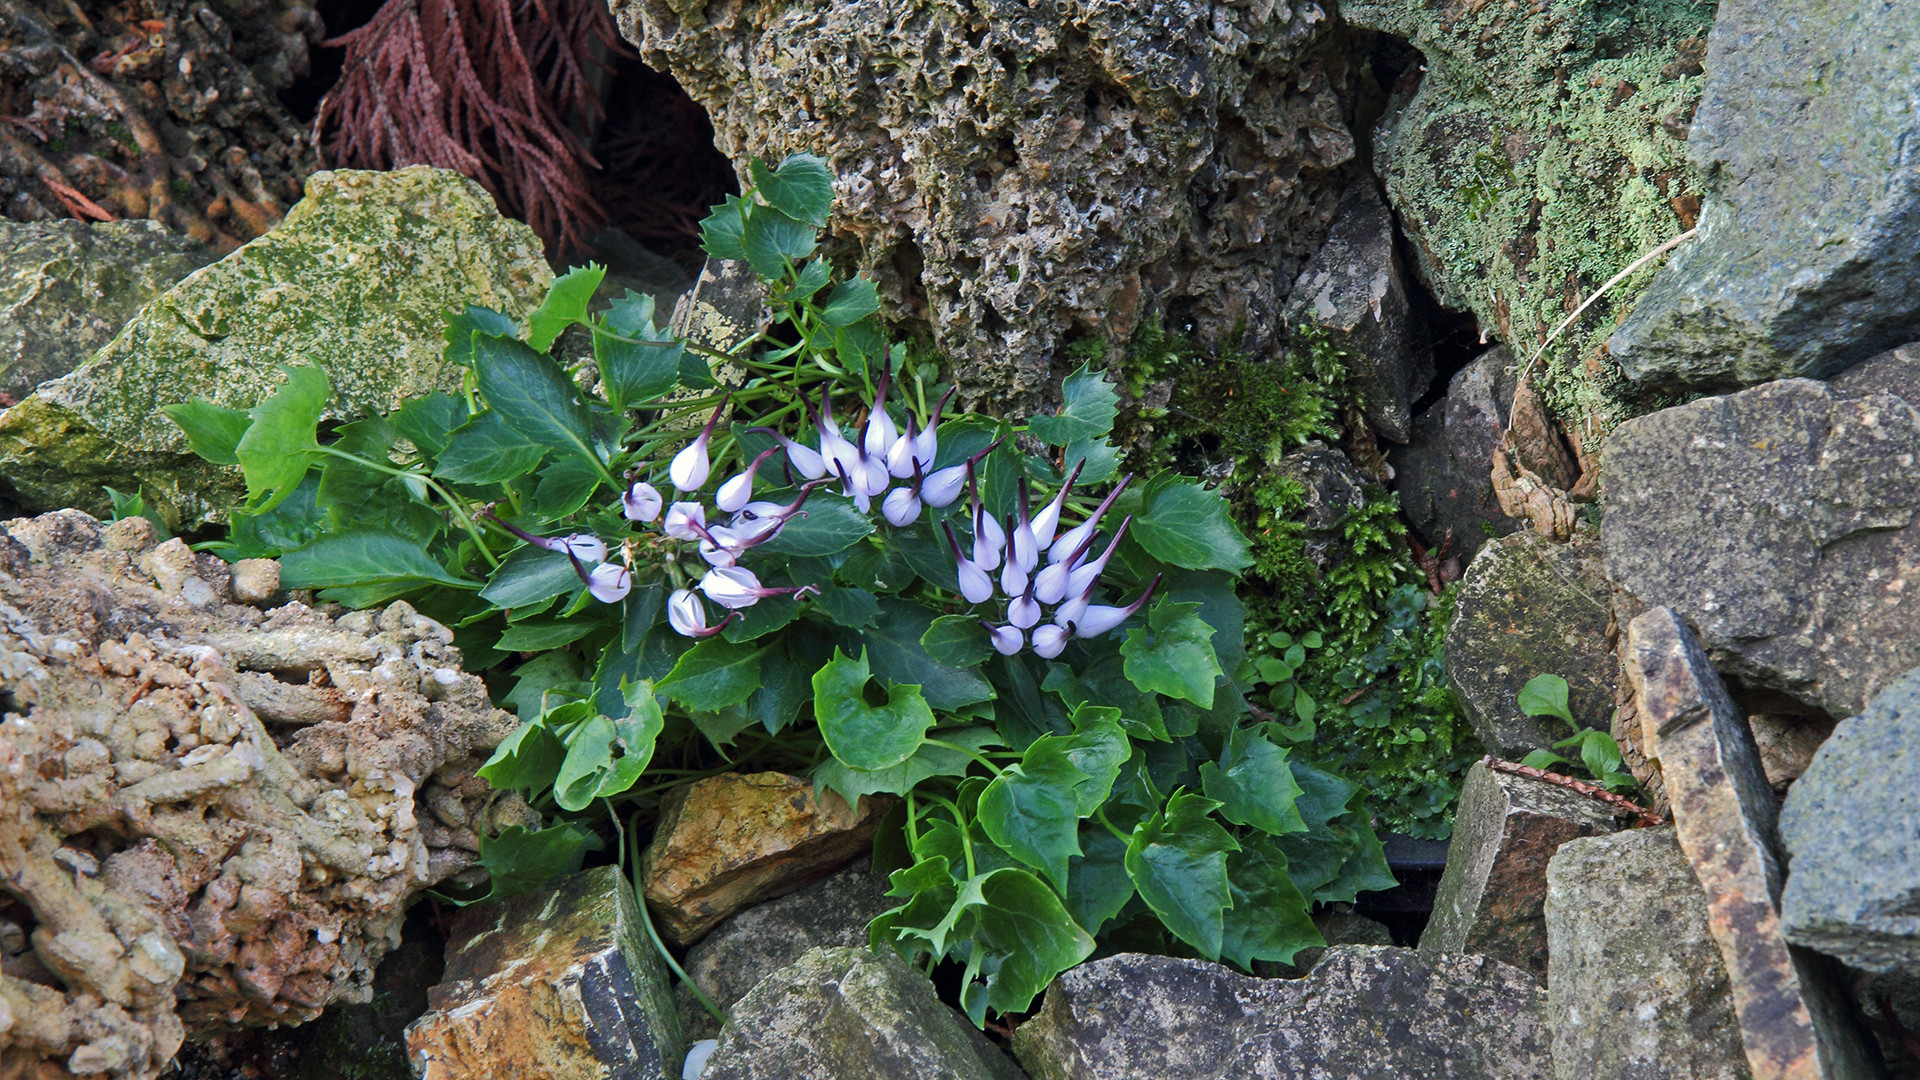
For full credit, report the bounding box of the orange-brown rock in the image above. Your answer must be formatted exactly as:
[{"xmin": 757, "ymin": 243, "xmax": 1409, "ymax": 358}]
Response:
[{"xmin": 640, "ymin": 772, "xmax": 885, "ymax": 946}]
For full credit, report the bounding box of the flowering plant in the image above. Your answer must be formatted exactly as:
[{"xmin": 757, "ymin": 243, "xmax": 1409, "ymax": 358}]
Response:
[{"xmin": 165, "ymin": 154, "xmax": 1391, "ymax": 1021}]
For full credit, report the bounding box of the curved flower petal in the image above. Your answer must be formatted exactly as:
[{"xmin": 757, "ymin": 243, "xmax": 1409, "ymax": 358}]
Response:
[
  {"xmin": 986, "ymin": 623, "xmax": 1024, "ymax": 656},
  {"xmin": 622, "ymin": 482, "xmax": 664, "ymax": 523}
]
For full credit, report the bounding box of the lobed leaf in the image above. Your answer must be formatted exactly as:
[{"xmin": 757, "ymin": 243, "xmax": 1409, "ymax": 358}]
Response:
[
  {"xmin": 1130, "ymin": 473, "xmax": 1253, "ymax": 572},
  {"xmin": 751, "ymin": 153, "xmax": 835, "ymax": 227},
  {"xmin": 1125, "ymin": 790, "xmax": 1239, "ymax": 961},
  {"xmin": 812, "ymin": 648, "xmax": 936, "ymax": 772}
]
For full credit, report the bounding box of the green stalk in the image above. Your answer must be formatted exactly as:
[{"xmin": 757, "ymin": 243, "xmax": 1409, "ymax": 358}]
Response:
[{"xmin": 315, "ymin": 446, "xmax": 500, "ymax": 569}]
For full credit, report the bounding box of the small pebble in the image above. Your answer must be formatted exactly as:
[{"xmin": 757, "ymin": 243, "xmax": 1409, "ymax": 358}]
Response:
[{"xmin": 230, "ymin": 559, "xmax": 280, "ymax": 605}]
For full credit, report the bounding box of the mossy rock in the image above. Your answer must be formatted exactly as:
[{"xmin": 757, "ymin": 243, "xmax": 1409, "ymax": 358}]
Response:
[{"xmin": 0, "ymin": 166, "xmax": 550, "ymax": 528}]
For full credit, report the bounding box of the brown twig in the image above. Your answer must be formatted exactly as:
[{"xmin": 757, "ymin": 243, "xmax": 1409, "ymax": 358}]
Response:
[{"xmin": 1481, "ymin": 755, "xmax": 1667, "ymax": 826}]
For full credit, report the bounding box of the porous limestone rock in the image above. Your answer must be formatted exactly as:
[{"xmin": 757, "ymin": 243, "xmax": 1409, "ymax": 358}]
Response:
[
  {"xmin": 615, "ymin": 0, "xmax": 1355, "ymax": 413},
  {"xmin": 0, "ymin": 510, "xmax": 526, "ymax": 1080},
  {"xmin": 0, "ymin": 220, "xmax": 213, "ymax": 402},
  {"xmin": 0, "ymin": 166, "xmax": 551, "ymax": 527}
]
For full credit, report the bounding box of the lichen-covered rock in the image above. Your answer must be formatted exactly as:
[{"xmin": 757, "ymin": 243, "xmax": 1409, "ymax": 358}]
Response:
[
  {"xmin": 700, "ymin": 946, "xmax": 1024, "ymax": 1080},
  {"xmin": 0, "ymin": 220, "xmax": 213, "ymax": 402},
  {"xmin": 0, "ymin": 510, "xmax": 526, "ymax": 1080},
  {"xmin": 0, "ymin": 166, "xmax": 551, "ymax": 527},
  {"xmin": 1609, "ymin": 0, "xmax": 1920, "ymax": 392},
  {"xmin": 1345, "ymin": 0, "xmax": 1711, "ymax": 426},
  {"xmin": 1545, "ymin": 828, "xmax": 1751, "ymax": 1080},
  {"xmin": 1389, "ymin": 347, "xmax": 1521, "ymax": 561},
  {"xmin": 614, "ymin": 0, "xmax": 1355, "ymax": 413},
  {"xmin": 1781, "ymin": 666, "xmax": 1920, "ymax": 978},
  {"xmin": 1012, "ymin": 947, "xmax": 1550, "ymax": 1080}
]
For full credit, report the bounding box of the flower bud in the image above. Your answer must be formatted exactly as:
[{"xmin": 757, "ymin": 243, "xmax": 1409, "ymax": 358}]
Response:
[
  {"xmin": 670, "ymin": 394, "xmax": 729, "ymax": 492},
  {"xmin": 863, "ymin": 360, "xmax": 898, "ymax": 460},
  {"xmin": 716, "ymin": 447, "xmax": 781, "ymax": 513},
  {"xmin": 700, "ymin": 564, "xmax": 768, "ymax": 609},
  {"xmin": 668, "ymin": 588, "xmax": 733, "ymax": 638},
  {"xmin": 913, "ymin": 386, "xmax": 954, "ymax": 471},
  {"xmin": 943, "ymin": 522, "xmax": 996, "ymax": 605},
  {"xmin": 745, "ymin": 426, "xmax": 828, "ymax": 482},
  {"xmin": 1049, "ymin": 473, "xmax": 1132, "ymax": 565},
  {"xmin": 622, "ymin": 481, "xmax": 664, "ymax": 523},
  {"xmin": 886, "ymin": 416, "xmax": 920, "ymax": 479},
  {"xmin": 1031, "ymin": 623, "xmax": 1070, "ymax": 659},
  {"xmin": 663, "ymin": 502, "xmax": 708, "ymax": 541},
  {"xmin": 585, "ymin": 562, "xmax": 632, "ymax": 603},
  {"xmin": 986, "ymin": 623, "xmax": 1024, "ymax": 656},
  {"xmin": 1007, "ymin": 589, "xmax": 1042, "ymax": 629},
  {"xmin": 1070, "ymin": 573, "xmax": 1162, "ymax": 638},
  {"xmin": 1029, "ymin": 459, "xmax": 1084, "ymax": 549},
  {"xmin": 881, "ymin": 485, "xmax": 923, "ymax": 527},
  {"xmin": 1066, "ymin": 514, "xmax": 1132, "ymax": 600}
]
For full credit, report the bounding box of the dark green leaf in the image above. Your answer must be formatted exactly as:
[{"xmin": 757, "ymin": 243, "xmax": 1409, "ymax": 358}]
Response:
[
  {"xmin": 699, "ymin": 195, "xmax": 751, "ymax": 261},
  {"xmin": 472, "ymin": 823, "xmax": 598, "ymax": 904},
  {"xmin": 814, "ymin": 726, "xmax": 998, "ymax": 804},
  {"xmin": 786, "ymin": 257, "xmax": 832, "ymax": 301},
  {"xmin": 393, "ymin": 391, "xmax": 467, "ymax": 458},
  {"xmin": 500, "ymin": 651, "xmax": 587, "ymax": 718},
  {"xmin": 921, "ymin": 614, "xmax": 991, "ymax": 668},
  {"xmin": 443, "ymin": 305, "xmax": 520, "ymax": 367},
  {"xmin": 236, "ymin": 366, "xmax": 327, "ymax": 512},
  {"xmin": 281, "ymin": 533, "xmax": 473, "ymax": 590},
  {"xmin": 163, "ymin": 399, "xmax": 251, "ymax": 465},
  {"xmin": 864, "ymin": 598, "xmax": 993, "ymax": 711},
  {"xmin": 747, "ymin": 644, "xmax": 811, "ymax": 734},
  {"xmin": 552, "ymin": 680, "xmax": 665, "ymax": 811},
  {"xmin": 956, "ymin": 868, "xmax": 1097, "ymax": 1023},
  {"xmin": 1043, "ymin": 655, "xmax": 1167, "ymax": 742},
  {"xmin": 978, "ymin": 737, "xmax": 1087, "ymax": 890},
  {"xmin": 1219, "ymin": 839, "xmax": 1322, "ymax": 969},
  {"xmin": 818, "ymin": 278, "xmax": 880, "ymax": 326},
  {"xmin": 1200, "ymin": 726, "xmax": 1308, "ymax": 836},
  {"xmin": 594, "ymin": 329, "xmax": 683, "ymax": 411},
  {"xmin": 528, "ymin": 264, "xmax": 606, "ymax": 352},
  {"xmin": 1121, "ymin": 599, "xmax": 1222, "ymax": 708},
  {"xmin": 480, "ymin": 544, "xmax": 579, "ymax": 610},
  {"xmin": 869, "ymin": 856, "xmax": 961, "ymax": 966},
  {"xmin": 471, "ymin": 333, "xmax": 604, "ymax": 474},
  {"xmin": 496, "ymin": 618, "xmax": 602, "ymax": 651},
  {"xmin": 315, "ymin": 455, "xmax": 440, "ymax": 547},
  {"xmin": 1062, "ymin": 707, "xmax": 1129, "ymax": 814},
  {"xmin": 832, "ymin": 319, "xmax": 886, "ymax": 378},
  {"xmin": 433, "ymin": 411, "xmax": 548, "ymax": 484},
  {"xmin": 225, "ymin": 474, "xmax": 327, "ymax": 558},
  {"xmin": 476, "ymin": 718, "xmax": 565, "ymax": 793},
  {"xmin": 1518, "ymin": 673, "xmax": 1575, "ymax": 726},
  {"xmin": 751, "ymin": 153, "xmax": 834, "ymax": 227},
  {"xmin": 529, "ymin": 456, "xmax": 603, "ymax": 518},
  {"xmin": 1027, "ymin": 363, "xmax": 1118, "ymax": 447},
  {"xmin": 809, "ymin": 580, "xmax": 880, "ymax": 630},
  {"xmin": 1316, "ymin": 817, "xmax": 1397, "ymax": 903},
  {"xmin": 741, "ymin": 204, "xmax": 817, "ymax": 278},
  {"xmin": 1125, "ymin": 790, "xmax": 1239, "ymax": 960},
  {"xmin": 758, "ymin": 494, "xmax": 874, "ymax": 556},
  {"xmin": 601, "ymin": 290, "xmax": 656, "ymax": 336},
  {"xmin": 1061, "ymin": 436, "xmax": 1120, "ymax": 485},
  {"xmin": 812, "ymin": 648, "xmax": 936, "ymax": 771},
  {"xmin": 655, "ymin": 637, "xmax": 767, "ymax": 712},
  {"xmin": 1067, "ymin": 827, "xmax": 1134, "ymax": 936},
  {"xmin": 1130, "ymin": 473, "xmax": 1253, "ymax": 572}
]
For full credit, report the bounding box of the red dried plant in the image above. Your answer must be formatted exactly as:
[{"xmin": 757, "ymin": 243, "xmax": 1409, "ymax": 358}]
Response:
[{"xmin": 313, "ymin": 0, "xmax": 624, "ymax": 257}]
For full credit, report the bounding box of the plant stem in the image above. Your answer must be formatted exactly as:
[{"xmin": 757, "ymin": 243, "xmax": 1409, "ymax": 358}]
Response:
[
  {"xmin": 316, "ymin": 446, "xmax": 500, "ymax": 569},
  {"xmin": 923, "ymin": 738, "xmax": 1003, "ymax": 777},
  {"xmin": 626, "ymin": 806, "xmax": 728, "ymax": 1024}
]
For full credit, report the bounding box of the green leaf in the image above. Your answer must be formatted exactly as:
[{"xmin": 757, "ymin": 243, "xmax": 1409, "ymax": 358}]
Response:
[
  {"xmin": 1061, "ymin": 707, "xmax": 1129, "ymax": 814},
  {"xmin": 1027, "ymin": 363, "xmax": 1118, "ymax": 447},
  {"xmin": 818, "ymin": 278, "xmax": 880, "ymax": 326},
  {"xmin": 472, "ymin": 823, "xmax": 598, "ymax": 904},
  {"xmin": 1043, "ymin": 655, "xmax": 1167, "ymax": 742},
  {"xmin": 601, "ymin": 290, "xmax": 656, "ymax": 336},
  {"xmin": 552, "ymin": 680, "xmax": 665, "ymax": 811},
  {"xmin": 476, "ymin": 717, "xmax": 565, "ymax": 793},
  {"xmin": 812, "ymin": 648, "xmax": 936, "ymax": 771},
  {"xmin": 809, "ymin": 580, "xmax": 880, "ymax": 629},
  {"xmin": 594, "ymin": 330, "xmax": 684, "ymax": 413},
  {"xmin": 1066, "ymin": 826, "xmax": 1134, "ymax": 936},
  {"xmin": 786, "ymin": 257, "xmax": 832, "ymax": 301},
  {"xmin": 393, "ymin": 391, "xmax": 467, "ymax": 459},
  {"xmin": 501, "ymin": 651, "xmax": 587, "ymax": 718},
  {"xmin": 1126, "ymin": 790, "xmax": 1239, "ymax": 960},
  {"xmin": 751, "ymin": 153, "xmax": 834, "ymax": 227},
  {"xmin": 235, "ymin": 366, "xmax": 328, "ymax": 512},
  {"xmin": 758, "ymin": 493, "xmax": 874, "ymax": 556},
  {"xmin": 225, "ymin": 474, "xmax": 327, "ymax": 558},
  {"xmin": 1061, "ymin": 436, "xmax": 1120, "ymax": 486},
  {"xmin": 1316, "ymin": 818, "xmax": 1397, "ymax": 903},
  {"xmin": 314, "ymin": 454, "xmax": 440, "ymax": 547},
  {"xmin": 746, "ymin": 643, "xmax": 811, "ymax": 734},
  {"xmin": 699, "ymin": 195, "xmax": 751, "ymax": 261},
  {"xmin": 496, "ymin": 618, "xmax": 602, "ymax": 651},
  {"xmin": 864, "ymin": 598, "xmax": 994, "ymax": 711},
  {"xmin": 480, "ymin": 544, "xmax": 579, "ymax": 610},
  {"xmin": 1200, "ymin": 726, "xmax": 1308, "ymax": 836},
  {"xmin": 163, "ymin": 399, "xmax": 251, "ymax": 465},
  {"xmin": 1130, "ymin": 473, "xmax": 1253, "ymax": 572},
  {"xmin": 814, "ymin": 726, "xmax": 999, "ymax": 804},
  {"xmin": 281, "ymin": 533, "xmax": 473, "ymax": 590},
  {"xmin": 978, "ymin": 738, "xmax": 1088, "ymax": 891},
  {"xmin": 434, "ymin": 411, "xmax": 548, "ymax": 484},
  {"xmin": 1518, "ymin": 673, "xmax": 1575, "ymax": 726},
  {"xmin": 741, "ymin": 204, "xmax": 818, "ymax": 279},
  {"xmin": 1219, "ymin": 838, "xmax": 1322, "ymax": 969},
  {"xmin": 443, "ymin": 305, "xmax": 520, "ymax": 367},
  {"xmin": 655, "ymin": 637, "xmax": 767, "ymax": 712},
  {"xmin": 529, "ymin": 456, "xmax": 602, "ymax": 518},
  {"xmin": 1121, "ymin": 599, "xmax": 1222, "ymax": 708},
  {"xmin": 528, "ymin": 264, "xmax": 606, "ymax": 352},
  {"xmin": 955, "ymin": 868, "xmax": 1097, "ymax": 1023},
  {"xmin": 870, "ymin": 856, "xmax": 962, "ymax": 966},
  {"xmin": 921, "ymin": 614, "xmax": 992, "ymax": 668},
  {"xmin": 471, "ymin": 333, "xmax": 604, "ymax": 475}
]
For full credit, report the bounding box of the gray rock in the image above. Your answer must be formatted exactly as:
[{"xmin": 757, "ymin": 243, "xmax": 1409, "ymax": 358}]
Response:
[
  {"xmin": 1782, "ymin": 666, "xmax": 1920, "ymax": 977},
  {"xmin": 1012, "ymin": 947, "xmax": 1550, "ymax": 1080},
  {"xmin": 1545, "ymin": 827, "xmax": 1751, "ymax": 1080},
  {"xmin": 1610, "ymin": 0, "xmax": 1920, "ymax": 391},
  {"xmin": 700, "ymin": 946, "xmax": 1024, "ymax": 1080},
  {"xmin": 1259, "ymin": 906, "xmax": 1394, "ymax": 980},
  {"xmin": 1446, "ymin": 529, "xmax": 1616, "ymax": 757},
  {"xmin": 0, "ymin": 220, "xmax": 213, "ymax": 402},
  {"xmin": 677, "ymin": 862, "xmax": 895, "ymax": 1041},
  {"xmin": 1283, "ymin": 183, "xmax": 1432, "ymax": 442},
  {"xmin": 1602, "ymin": 370, "xmax": 1920, "ymax": 720},
  {"xmin": 1274, "ymin": 442, "xmax": 1371, "ymax": 575},
  {"xmin": 1389, "ymin": 347, "xmax": 1521, "ymax": 561},
  {"xmin": 1422, "ymin": 761, "xmax": 1617, "ymax": 976},
  {"xmin": 1851, "ymin": 968, "xmax": 1920, "ymax": 1080}
]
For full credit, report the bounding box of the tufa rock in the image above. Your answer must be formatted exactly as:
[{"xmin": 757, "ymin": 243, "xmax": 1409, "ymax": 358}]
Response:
[
  {"xmin": 406, "ymin": 865, "xmax": 684, "ymax": 1080},
  {"xmin": 0, "ymin": 510, "xmax": 526, "ymax": 1080},
  {"xmin": 1446, "ymin": 529, "xmax": 1616, "ymax": 757},
  {"xmin": 615, "ymin": 0, "xmax": 1355, "ymax": 414},
  {"xmin": 1390, "ymin": 346, "xmax": 1522, "ymax": 561},
  {"xmin": 699, "ymin": 945, "xmax": 1024, "ymax": 1080},
  {"xmin": 1781, "ymin": 666, "xmax": 1920, "ymax": 978},
  {"xmin": 0, "ymin": 219, "xmax": 213, "ymax": 402},
  {"xmin": 1012, "ymin": 946, "xmax": 1550, "ymax": 1080},
  {"xmin": 1421, "ymin": 760, "xmax": 1618, "ymax": 976},
  {"xmin": 1544, "ymin": 827, "xmax": 1752, "ymax": 1080},
  {"xmin": 1625, "ymin": 606, "xmax": 1883, "ymax": 1080},
  {"xmin": 0, "ymin": 167, "xmax": 551, "ymax": 527},
  {"xmin": 1602, "ymin": 360, "xmax": 1920, "ymax": 721},
  {"xmin": 1609, "ymin": 0, "xmax": 1920, "ymax": 391},
  {"xmin": 640, "ymin": 772, "xmax": 885, "ymax": 945}
]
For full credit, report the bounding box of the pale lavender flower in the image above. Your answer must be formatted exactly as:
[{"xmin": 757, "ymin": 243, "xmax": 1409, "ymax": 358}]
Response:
[
  {"xmin": 663, "ymin": 502, "xmax": 708, "ymax": 541},
  {"xmin": 670, "ymin": 394, "xmax": 729, "ymax": 492},
  {"xmin": 881, "ymin": 484, "xmax": 922, "ymax": 527},
  {"xmin": 1069, "ymin": 573, "xmax": 1162, "ymax": 638},
  {"xmin": 1029, "ymin": 459, "xmax": 1084, "ymax": 549},
  {"xmin": 1007, "ymin": 587, "xmax": 1042, "ymax": 629},
  {"xmin": 699, "ymin": 565, "xmax": 820, "ymax": 610},
  {"xmin": 1031, "ymin": 624, "xmax": 1070, "ymax": 659},
  {"xmin": 1049, "ymin": 473, "xmax": 1132, "ymax": 565},
  {"xmin": 584, "ymin": 562, "xmax": 632, "ymax": 603},
  {"xmin": 986, "ymin": 623, "xmax": 1024, "ymax": 656},
  {"xmin": 622, "ymin": 481, "xmax": 664, "ymax": 523},
  {"xmin": 912, "ymin": 387, "xmax": 954, "ymax": 471},
  {"xmin": 969, "ymin": 467, "xmax": 1005, "ymax": 570},
  {"xmin": 716, "ymin": 447, "xmax": 781, "ymax": 513},
  {"xmin": 886, "ymin": 416, "xmax": 920, "ymax": 479},
  {"xmin": 668, "ymin": 588, "xmax": 734, "ymax": 638},
  {"xmin": 942, "ymin": 522, "xmax": 995, "ymax": 604},
  {"xmin": 745, "ymin": 427, "xmax": 829, "ymax": 482},
  {"xmin": 1066, "ymin": 514, "xmax": 1132, "ymax": 600},
  {"xmin": 863, "ymin": 360, "xmax": 898, "ymax": 460}
]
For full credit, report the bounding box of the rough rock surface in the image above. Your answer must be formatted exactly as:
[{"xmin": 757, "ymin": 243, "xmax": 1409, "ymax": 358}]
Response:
[
  {"xmin": 1344, "ymin": 0, "xmax": 1710, "ymax": 424},
  {"xmin": 1602, "ymin": 362, "xmax": 1920, "ymax": 721},
  {"xmin": 700, "ymin": 946, "xmax": 1023, "ymax": 1080},
  {"xmin": 406, "ymin": 866, "xmax": 684, "ymax": 1080},
  {"xmin": 1625, "ymin": 606, "xmax": 1882, "ymax": 1080},
  {"xmin": 1446, "ymin": 529, "xmax": 1615, "ymax": 757},
  {"xmin": 615, "ymin": 0, "xmax": 1355, "ymax": 413},
  {"xmin": 676, "ymin": 862, "xmax": 894, "ymax": 1041},
  {"xmin": 1545, "ymin": 827, "xmax": 1751, "ymax": 1080},
  {"xmin": 1281, "ymin": 182, "xmax": 1431, "ymax": 442},
  {"xmin": 640, "ymin": 772, "xmax": 885, "ymax": 945},
  {"xmin": 1421, "ymin": 760, "xmax": 1617, "ymax": 976},
  {"xmin": 1012, "ymin": 946, "xmax": 1551, "ymax": 1080},
  {"xmin": 1609, "ymin": 0, "xmax": 1920, "ymax": 391},
  {"xmin": 1273, "ymin": 442, "xmax": 1370, "ymax": 575},
  {"xmin": 1390, "ymin": 346, "xmax": 1521, "ymax": 561},
  {"xmin": 0, "ymin": 166, "xmax": 552, "ymax": 527},
  {"xmin": 0, "ymin": 220, "xmax": 212, "ymax": 401},
  {"xmin": 1781, "ymin": 666, "xmax": 1920, "ymax": 977},
  {"xmin": 0, "ymin": 510, "xmax": 525, "ymax": 1080}
]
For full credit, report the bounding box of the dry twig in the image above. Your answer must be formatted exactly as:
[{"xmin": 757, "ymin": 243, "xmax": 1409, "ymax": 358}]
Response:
[{"xmin": 1480, "ymin": 755, "xmax": 1667, "ymax": 826}]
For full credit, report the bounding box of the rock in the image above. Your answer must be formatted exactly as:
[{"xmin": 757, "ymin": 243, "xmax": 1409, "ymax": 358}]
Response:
[
  {"xmin": 1602, "ymin": 370, "xmax": 1920, "ymax": 720},
  {"xmin": 1751, "ymin": 712, "xmax": 1834, "ymax": 795},
  {"xmin": 1609, "ymin": 1, "xmax": 1920, "ymax": 392},
  {"xmin": 1851, "ymin": 969, "xmax": 1920, "ymax": 1080},
  {"xmin": 0, "ymin": 166, "xmax": 551, "ymax": 527},
  {"xmin": 676, "ymin": 862, "xmax": 896, "ymax": 1041},
  {"xmin": 0, "ymin": 220, "xmax": 213, "ymax": 402},
  {"xmin": 1624, "ymin": 606, "xmax": 1882, "ymax": 1080},
  {"xmin": 614, "ymin": 0, "xmax": 1355, "ymax": 414},
  {"xmin": 407, "ymin": 866, "xmax": 685, "ymax": 1080},
  {"xmin": 228, "ymin": 559, "xmax": 281, "ymax": 606},
  {"xmin": 1282, "ymin": 183, "xmax": 1432, "ymax": 442},
  {"xmin": 1421, "ymin": 760, "xmax": 1617, "ymax": 976},
  {"xmin": 641, "ymin": 772, "xmax": 886, "ymax": 945},
  {"xmin": 273, "ymin": 904, "xmax": 446, "ymax": 1080},
  {"xmin": 1781, "ymin": 666, "xmax": 1920, "ymax": 978},
  {"xmin": 1345, "ymin": 0, "xmax": 1710, "ymax": 419},
  {"xmin": 1446, "ymin": 529, "xmax": 1616, "ymax": 757},
  {"xmin": 699, "ymin": 946, "xmax": 1023, "ymax": 1080},
  {"xmin": 1389, "ymin": 347, "xmax": 1521, "ymax": 561},
  {"xmin": 1544, "ymin": 827, "xmax": 1751, "ymax": 1080},
  {"xmin": 1012, "ymin": 946, "xmax": 1549, "ymax": 1080},
  {"xmin": 1258, "ymin": 905, "xmax": 1394, "ymax": 980},
  {"xmin": 0, "ymin": 510, "xmax": 526, "ymax": 1080},
  {"xmin": 1273, "ymin": 442, "xmax": 1371, "ymax": 574}
]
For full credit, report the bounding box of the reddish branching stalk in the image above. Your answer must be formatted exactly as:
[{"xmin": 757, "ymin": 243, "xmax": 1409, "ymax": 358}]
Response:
[{"xmin": 1480, "ymin": 755, "xmax": 1667, "ymax": 827}]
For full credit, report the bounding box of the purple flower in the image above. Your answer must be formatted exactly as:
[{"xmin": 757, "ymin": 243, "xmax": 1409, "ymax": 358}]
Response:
[
  {"xmin": 1067, "ymin": 573, "xmax": 1162, "ymax": 638},
  {"xmin": 699, "ymin": 565, "xmax": 820, "ymax": 610},
  {"xmin": 1031, "ymin": 624, "xmax": 1070, "ymax": 659},
  {"xmin": 942, "ymin": 521, "xmax": 995, "ymax": 604},
  {"xmin": 1007, "ymin": 587, "xmax": 1042, "ymax": 629},
  {"xmin": 668, "ymin": 588, "xmax": 734, "ymax": 638},
  {"xmin": 969, "ymin": 467, "xmax": 1005, "ymax": 570},
  {"xmin": 881, "ymin": 484, "xmax": 922, "ymax": 527},
  {"xmin": 986, "ymin": 623, "xmax": 1024, "ymax": 656},
  {"xmin": 716, "ymin": 447, "xmax": 781, "ymax": 513},
  {"xmin": 886, "ymin": 416, "xmax": 920, "ymax": 479},
  {"xmin": 663, "ymin": 502, "xmax": 708, "ymax": 541},
  {"xmin": 1029, "ymin": 459, "xmax": 1084, "ymax": 550},
  {"xmin": 670, "ymin": 393, "xmax": 729, "ymax": 492},
  {"xmin": 912, "ymin": 386, "xmax": 954, "ymax": 472},
  {"xmin": 744, "ymin": 426, "xmax": 828, "ymax": 482},
  {"xmin": 1066, "ymin": 514, "xmax": 1132, "ymax": 600},
  {"xmin": 1049, "ymin": 473, "xmax": 1132, "ymax": 565},
  {"xmin": 863, "ymin": 358, "xmax": 899, "ymax": 460},
  {"xmin": 622, "ymin": 481, "xmax": 664, "ymax": 523},
  {"xmin": 920, "ymin": 438, "xmax": 1001, "ymax": 514},
  {"xmin": 584, "ymin": 562, "xmax": 632, "ymax": 603}
]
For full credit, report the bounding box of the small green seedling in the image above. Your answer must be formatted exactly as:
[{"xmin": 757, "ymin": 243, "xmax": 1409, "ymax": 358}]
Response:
[{"xmin": 1516, "ymin": 674, "xmax": 1639, "ymax": 795}]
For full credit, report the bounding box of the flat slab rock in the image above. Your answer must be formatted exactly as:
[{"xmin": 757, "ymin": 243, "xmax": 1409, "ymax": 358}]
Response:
[{"xmin": 1011, "ymin": 946, "xmax": 1550, "ymax": 1080}]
